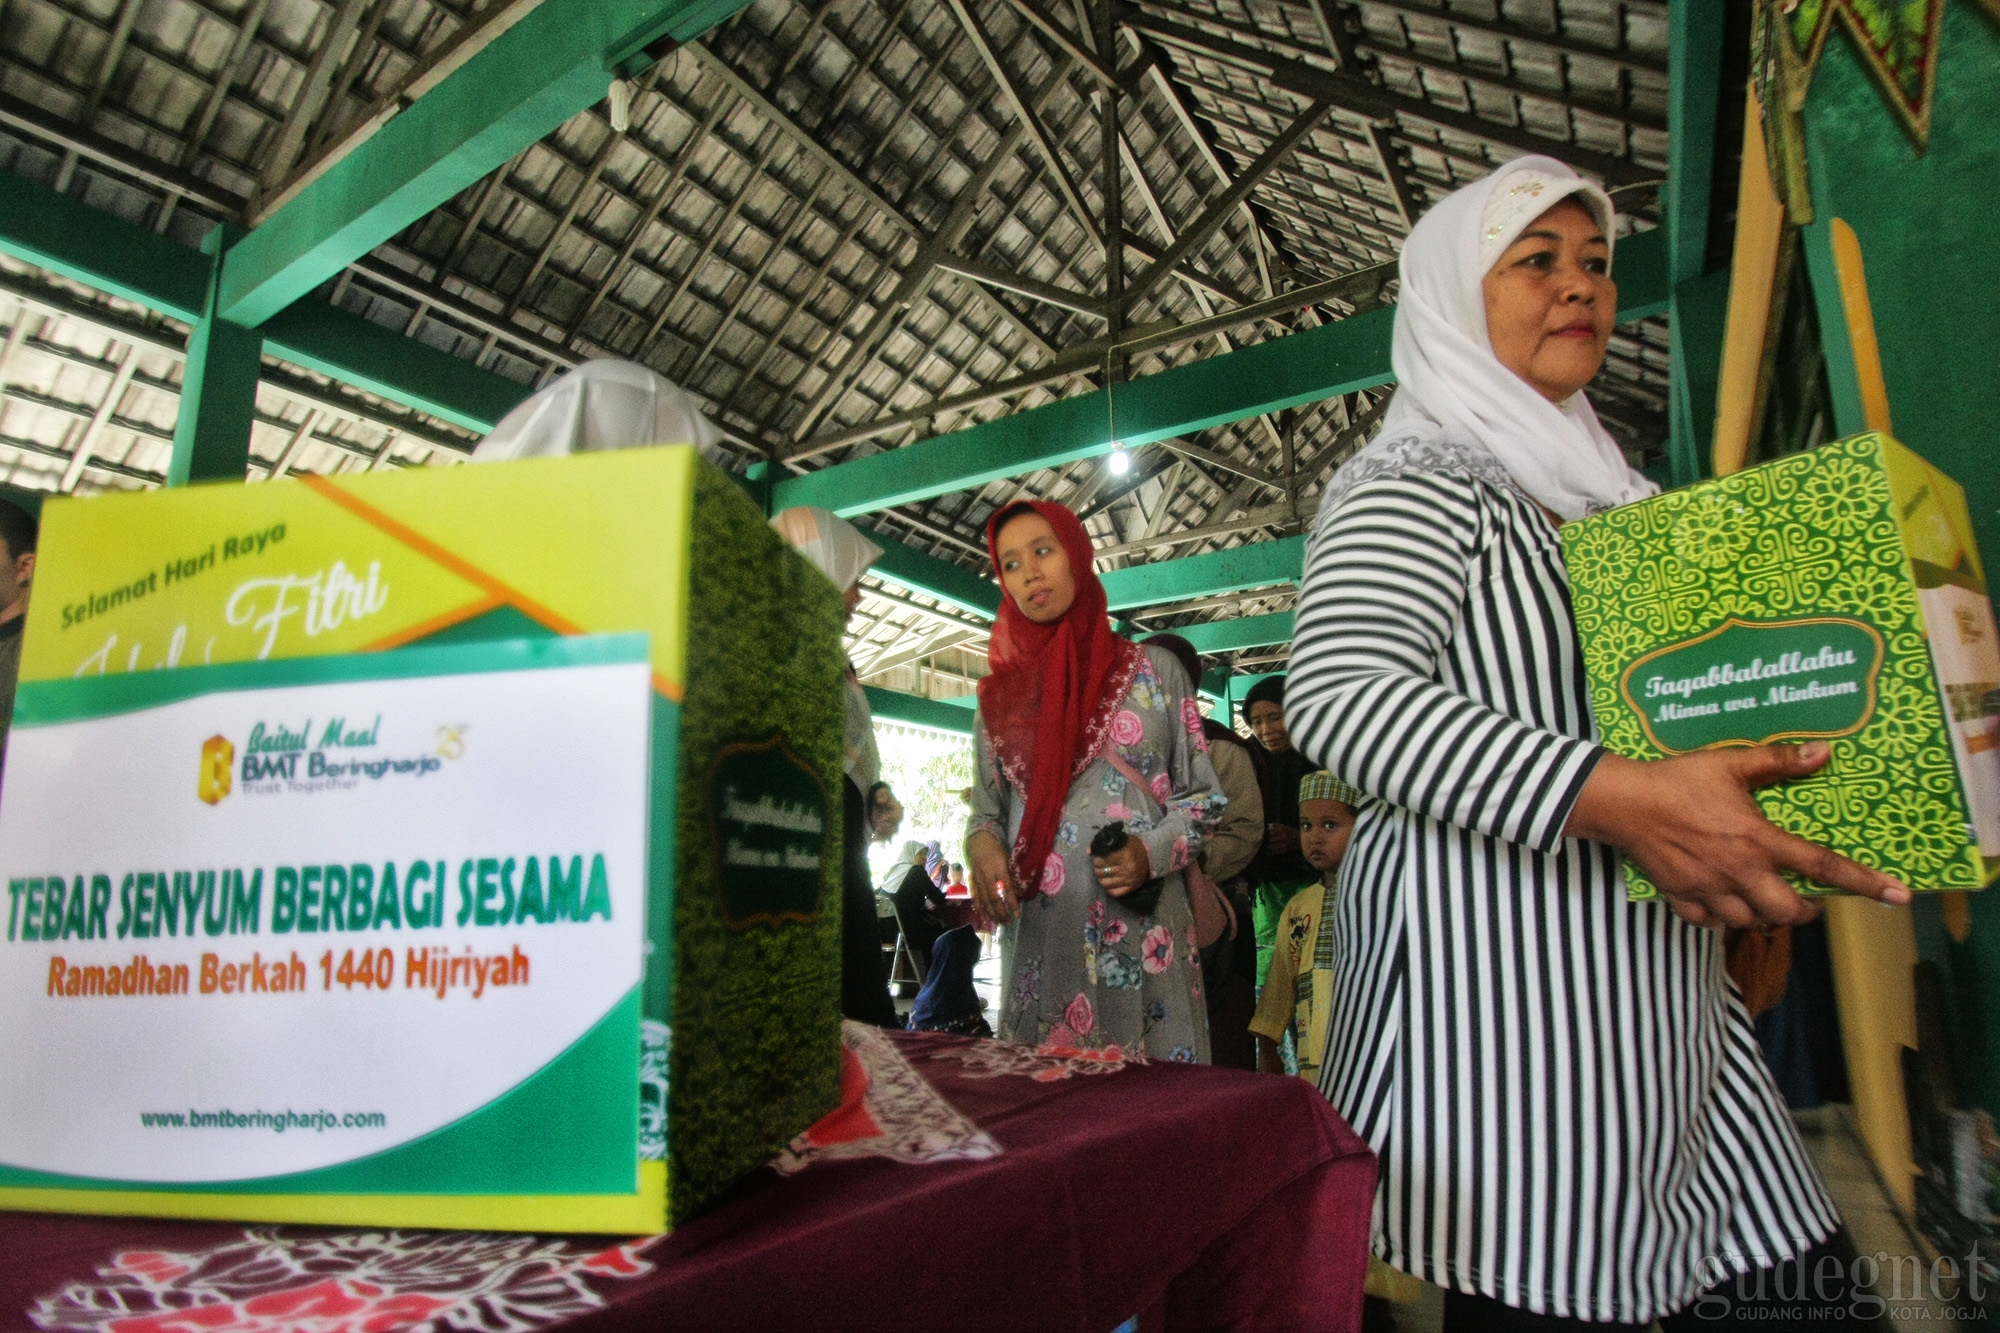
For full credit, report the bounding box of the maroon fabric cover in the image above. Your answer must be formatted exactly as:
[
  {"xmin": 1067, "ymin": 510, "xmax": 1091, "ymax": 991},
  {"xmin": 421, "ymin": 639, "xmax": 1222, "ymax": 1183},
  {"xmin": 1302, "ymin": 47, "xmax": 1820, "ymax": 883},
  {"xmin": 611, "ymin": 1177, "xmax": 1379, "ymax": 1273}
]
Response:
[{"xmin": 0, "ymin": 1031, "xmax": 1375, "ymax": 1333}]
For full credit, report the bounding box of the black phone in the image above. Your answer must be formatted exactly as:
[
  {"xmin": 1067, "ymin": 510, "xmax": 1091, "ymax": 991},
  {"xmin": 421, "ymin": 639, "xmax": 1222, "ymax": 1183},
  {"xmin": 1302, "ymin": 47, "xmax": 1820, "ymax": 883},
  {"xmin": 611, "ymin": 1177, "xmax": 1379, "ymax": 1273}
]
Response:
[{"xmin": 1091, "ymin": 821, "xmax": 1164, "ymax": 917}]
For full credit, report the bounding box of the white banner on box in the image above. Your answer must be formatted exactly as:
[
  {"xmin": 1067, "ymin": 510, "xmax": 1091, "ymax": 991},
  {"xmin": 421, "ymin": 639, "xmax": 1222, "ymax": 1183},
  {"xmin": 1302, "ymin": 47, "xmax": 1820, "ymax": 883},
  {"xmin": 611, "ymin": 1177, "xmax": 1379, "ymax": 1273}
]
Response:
[{"xmin": 0, "ymin": 637, "xmax": 650, "ymax": 1184}]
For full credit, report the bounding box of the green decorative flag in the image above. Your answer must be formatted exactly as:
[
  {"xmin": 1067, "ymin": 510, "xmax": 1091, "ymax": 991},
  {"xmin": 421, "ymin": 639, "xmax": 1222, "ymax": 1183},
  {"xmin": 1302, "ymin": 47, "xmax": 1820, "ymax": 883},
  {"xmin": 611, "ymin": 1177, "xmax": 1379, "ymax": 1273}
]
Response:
[
  {"xmin": 1564, "ymin": 432, "xmax": 2000, "ymax": 899},
  {"xmin": 1760, "ymin": 0, "xmax": 1946, "ymax": 152}
]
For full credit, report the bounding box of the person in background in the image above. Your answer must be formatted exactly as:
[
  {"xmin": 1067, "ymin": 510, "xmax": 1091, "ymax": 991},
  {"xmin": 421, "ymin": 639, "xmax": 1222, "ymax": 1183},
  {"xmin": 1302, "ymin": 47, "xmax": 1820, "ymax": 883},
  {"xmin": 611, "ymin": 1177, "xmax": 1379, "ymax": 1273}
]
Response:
[
  {"xmin": 904, "ymin": 846, "xmax": 954, "ymax": 973},
  {"xmin": 947, "ymin": 863, "xmax": 967, "ymax": 893},
  {"xmin": 965, "ymin": 500, "xmax": 1225, "ymax": 1060},
  {"xmin": 1238, "ymin": 677, "xmax": 1318, "ymax": 1069},
  {"xmin": 0, "ymin": 498, "xmax": 35, "ymax": 777},
  {"xmin": 904, "ymin": 926, "xmax": 992, "ymax": 1038},
  {"xmin": 884, "ymin": 838, "xmax": 951, "ymax": 979},
  {"xmin": 1251, "ymin": 771, "xmax": 1361, "ymax": 1080},
  {"xmin": 1143, "ymin": 632, "xmax": 1265, "ymax": 1070},
  {"xmin": 867, "ymin": 781, "xmax": 904, "ymax": 843},
  {"xmin": 772, "ymin": 505, "xmax": 901, "ymax": 1029},
  {"xmin": 1250, "ymin": 773, "xmax": 1424, "ymax": 1333}
]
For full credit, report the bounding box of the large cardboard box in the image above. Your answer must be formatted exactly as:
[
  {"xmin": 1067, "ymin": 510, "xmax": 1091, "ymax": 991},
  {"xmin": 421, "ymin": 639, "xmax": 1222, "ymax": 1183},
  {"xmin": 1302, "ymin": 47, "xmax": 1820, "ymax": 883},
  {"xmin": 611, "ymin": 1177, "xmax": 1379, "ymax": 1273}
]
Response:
[
  {"xmin": 0, "ymin": 447, "xmax": 845, "ymax": 1231},
  {"xmin": 1562, "ymin": 432, "xmax": 2000, "ymax": 898}
]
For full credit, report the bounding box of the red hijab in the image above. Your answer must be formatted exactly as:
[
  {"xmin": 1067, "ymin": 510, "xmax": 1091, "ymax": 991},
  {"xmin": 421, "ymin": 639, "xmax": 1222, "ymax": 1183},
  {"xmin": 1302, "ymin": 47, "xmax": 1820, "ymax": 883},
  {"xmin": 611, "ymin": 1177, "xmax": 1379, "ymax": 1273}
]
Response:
[{"xmin": 978, "ymin": 501, "xmax": 1145, "ymax": 898}]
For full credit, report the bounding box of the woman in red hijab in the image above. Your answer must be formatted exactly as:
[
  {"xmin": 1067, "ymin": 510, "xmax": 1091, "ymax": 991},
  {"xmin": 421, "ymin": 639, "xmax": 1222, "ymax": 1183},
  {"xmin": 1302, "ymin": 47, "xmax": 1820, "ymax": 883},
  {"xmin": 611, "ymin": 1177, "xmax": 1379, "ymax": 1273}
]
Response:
[{"xmin": 965, "ymin": 500, "xmax": 1226, "ymax": 1060}]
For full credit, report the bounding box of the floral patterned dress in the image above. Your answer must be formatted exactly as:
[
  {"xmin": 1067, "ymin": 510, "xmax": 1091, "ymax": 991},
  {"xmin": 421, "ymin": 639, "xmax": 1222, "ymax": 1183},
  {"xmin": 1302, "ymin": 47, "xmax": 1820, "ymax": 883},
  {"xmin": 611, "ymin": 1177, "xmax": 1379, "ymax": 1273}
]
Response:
[{"xmin": 968, "ymin": 646, "xmax": 1226, "ymax": 1062}]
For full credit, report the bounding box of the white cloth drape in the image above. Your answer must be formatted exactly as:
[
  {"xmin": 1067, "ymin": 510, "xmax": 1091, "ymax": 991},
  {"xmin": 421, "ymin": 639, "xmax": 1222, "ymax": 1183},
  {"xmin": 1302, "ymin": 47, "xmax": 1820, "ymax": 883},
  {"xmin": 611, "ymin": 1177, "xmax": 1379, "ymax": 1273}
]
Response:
[
  {"xmin": 771, "ymin": 505, "xmax": 885, "ymax": 791},
  {"xmin": 472, "ymin": 359, "xmax": 730, "ymax": 464},
  {"xmin": 769, "ymin": 506, "xmax": 883, "ymax": 596},
  {"xmin": 1379, "ymin": 155, "xmax": 1659, "ymax": 520}
]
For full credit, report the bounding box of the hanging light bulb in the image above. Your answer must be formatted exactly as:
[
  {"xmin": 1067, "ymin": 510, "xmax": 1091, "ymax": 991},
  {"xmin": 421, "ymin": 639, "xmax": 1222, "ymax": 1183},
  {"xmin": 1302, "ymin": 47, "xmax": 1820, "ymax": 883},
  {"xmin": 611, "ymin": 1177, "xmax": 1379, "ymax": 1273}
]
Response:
[{"xmin": 1103, "ymin": 349, "xmax": 1131, "ymax": 476}]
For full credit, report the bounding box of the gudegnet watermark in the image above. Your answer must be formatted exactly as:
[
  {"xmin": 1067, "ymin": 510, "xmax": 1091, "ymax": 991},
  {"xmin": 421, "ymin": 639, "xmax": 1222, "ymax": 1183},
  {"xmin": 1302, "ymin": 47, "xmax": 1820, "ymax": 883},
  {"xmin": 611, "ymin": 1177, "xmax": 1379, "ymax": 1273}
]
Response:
[{"xmin": 1686, "ymin": 1245, "xmax": 1994, "ymax": 1322}]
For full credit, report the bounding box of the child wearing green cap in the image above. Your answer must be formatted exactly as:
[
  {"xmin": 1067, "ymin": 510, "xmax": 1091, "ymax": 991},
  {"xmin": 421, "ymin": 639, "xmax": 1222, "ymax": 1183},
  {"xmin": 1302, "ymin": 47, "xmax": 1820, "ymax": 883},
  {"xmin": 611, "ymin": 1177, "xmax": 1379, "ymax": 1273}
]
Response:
[
  {"xmin": 1249, "ymin": 770, "xmax": 1363, "ymax": 1081},
  {"xmin": 1254, "ymin": 771, "xmax": 1428, "ymax": 1316}
]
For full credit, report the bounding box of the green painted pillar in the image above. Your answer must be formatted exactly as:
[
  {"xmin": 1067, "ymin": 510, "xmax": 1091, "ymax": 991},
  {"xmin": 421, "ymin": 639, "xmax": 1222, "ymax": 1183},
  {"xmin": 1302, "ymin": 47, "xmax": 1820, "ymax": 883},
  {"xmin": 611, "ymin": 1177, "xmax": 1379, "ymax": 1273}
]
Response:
[
  {"xmin": 1664, "ymin": 0, "xmax": 1727, "ymax": 488},
  {"xmin": 1667, "ymin": 268, "xmax": 1731, "ymax": 485},
  {"xmin": 168, "ymin": 226, "xmax": 262, "ymax": 487}
]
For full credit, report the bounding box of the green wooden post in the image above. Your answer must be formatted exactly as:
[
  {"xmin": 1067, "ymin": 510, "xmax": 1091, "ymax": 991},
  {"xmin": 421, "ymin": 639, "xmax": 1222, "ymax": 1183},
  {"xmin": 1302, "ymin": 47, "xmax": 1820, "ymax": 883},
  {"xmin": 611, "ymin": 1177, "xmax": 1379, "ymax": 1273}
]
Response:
[
  {"xmin": 1665, "ymin": 0, "xmax": 1729, "ymax": 487},
  {"xmin": 168, "ymin": 227, "xmax": 263, "ymax": 487}
]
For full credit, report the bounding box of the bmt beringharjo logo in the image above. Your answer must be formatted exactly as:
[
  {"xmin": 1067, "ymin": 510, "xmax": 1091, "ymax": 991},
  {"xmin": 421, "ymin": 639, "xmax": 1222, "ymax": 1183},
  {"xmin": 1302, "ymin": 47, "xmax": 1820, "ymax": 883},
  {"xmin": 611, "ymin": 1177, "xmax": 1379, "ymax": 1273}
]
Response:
[{"xmin": 198, "ymin": 717, "xmax": 459, "ymax": 804}]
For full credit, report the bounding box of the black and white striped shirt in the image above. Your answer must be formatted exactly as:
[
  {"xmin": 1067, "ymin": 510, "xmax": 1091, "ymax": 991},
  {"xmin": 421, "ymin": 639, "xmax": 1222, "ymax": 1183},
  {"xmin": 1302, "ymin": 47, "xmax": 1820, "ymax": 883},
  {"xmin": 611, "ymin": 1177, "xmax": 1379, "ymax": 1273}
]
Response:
[{"xmin": 1287, "ymin": 435, "xmax": 1836, "ymax": 1324}]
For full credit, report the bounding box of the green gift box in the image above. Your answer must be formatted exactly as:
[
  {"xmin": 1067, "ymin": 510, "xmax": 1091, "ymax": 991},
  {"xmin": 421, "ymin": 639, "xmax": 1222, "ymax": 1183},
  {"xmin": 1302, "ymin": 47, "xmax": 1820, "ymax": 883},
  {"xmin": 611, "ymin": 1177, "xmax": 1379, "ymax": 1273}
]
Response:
[
  {"xmin": 1562, "ymin": 432, "xmax": 2000, "ymax": 898},
  {"xmin": 0, "ymin": 447, "xmax": 844, "ymax": 1231}
]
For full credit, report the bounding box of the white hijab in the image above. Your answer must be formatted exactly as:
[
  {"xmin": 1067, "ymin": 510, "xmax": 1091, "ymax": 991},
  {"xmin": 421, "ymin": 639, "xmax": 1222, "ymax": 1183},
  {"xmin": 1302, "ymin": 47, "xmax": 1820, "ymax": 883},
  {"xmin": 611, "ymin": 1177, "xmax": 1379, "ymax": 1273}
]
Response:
[
  {"xmin": 472, "ymin": 359, "xmax": 731, "ymax": 464},
  {"xmin": 769, "ymin": 506, "xmax": 883, "ymax": 595},
  {"xmin": 771, "ymin": 505, "xmax": 886, "ymax": 790},
  {"xmin": 1380, "ymin": 155, "xmax": 1658, "ymax": 520},
  {"xmin": 880, "ymin": 839, "xmax": 927, "ymax": 896}
]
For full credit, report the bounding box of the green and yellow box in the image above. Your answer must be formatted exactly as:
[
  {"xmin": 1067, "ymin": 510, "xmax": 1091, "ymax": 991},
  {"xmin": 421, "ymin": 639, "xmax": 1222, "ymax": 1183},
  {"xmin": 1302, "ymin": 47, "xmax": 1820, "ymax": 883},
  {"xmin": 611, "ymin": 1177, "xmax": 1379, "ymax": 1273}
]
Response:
[
  {"xmin": 1563, "ymin": 432, "xmax": 2000, "ymax": 897},
  {"xmin": 0, "ymin": 447, "xmax": 844, "ymax": 1231}
]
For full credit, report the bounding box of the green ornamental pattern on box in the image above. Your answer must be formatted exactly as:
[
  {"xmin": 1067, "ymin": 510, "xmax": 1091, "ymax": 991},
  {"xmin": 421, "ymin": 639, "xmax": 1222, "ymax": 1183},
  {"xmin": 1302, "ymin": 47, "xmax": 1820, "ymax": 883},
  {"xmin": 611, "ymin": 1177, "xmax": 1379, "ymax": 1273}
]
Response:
[
  {"xmin": 1563, "ymin": 432, "xmax": 2000, "ymax": 898},
  {"xmin": 666, "ymin": 462, "xmax": 845, "ymax": 1222}
]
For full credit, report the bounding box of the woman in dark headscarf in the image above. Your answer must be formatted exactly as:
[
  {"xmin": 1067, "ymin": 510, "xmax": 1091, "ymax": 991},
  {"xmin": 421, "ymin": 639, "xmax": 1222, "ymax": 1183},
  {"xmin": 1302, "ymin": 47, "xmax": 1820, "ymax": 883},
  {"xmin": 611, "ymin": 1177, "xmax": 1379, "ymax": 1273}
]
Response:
[
  {"xmin": 1238, "ymin": 675, "xmax": 1319, "ymax": 1005},
  {"xmin": 771, "ymin": 505, "xmax": 901, "ymax": 1029},
  {"xmin": 965, "ymin": 500, "xmax": 1226, "ymax": 1060}
]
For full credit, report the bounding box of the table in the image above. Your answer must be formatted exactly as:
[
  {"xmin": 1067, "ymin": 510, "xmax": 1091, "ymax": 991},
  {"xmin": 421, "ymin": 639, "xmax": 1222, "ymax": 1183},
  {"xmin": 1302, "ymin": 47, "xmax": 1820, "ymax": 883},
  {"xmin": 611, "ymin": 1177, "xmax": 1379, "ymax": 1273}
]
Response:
[{"xmin": 1, "ymin": 1029, "xmax": 1376, "ymax": 1333}]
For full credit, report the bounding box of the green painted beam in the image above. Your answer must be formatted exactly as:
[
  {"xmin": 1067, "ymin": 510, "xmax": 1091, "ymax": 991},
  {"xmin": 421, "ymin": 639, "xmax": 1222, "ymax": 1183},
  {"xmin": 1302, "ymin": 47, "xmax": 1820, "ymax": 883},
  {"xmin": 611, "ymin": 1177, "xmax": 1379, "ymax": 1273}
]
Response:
[
  {"xmin": 1100, "ymin": 535, "xmax": 1304, "ymax": 611},
  {"xmin": 1176, "ymin": 612, "xmax": 1294, "ymax": 656},
  {"xmin": 868, "ymin": 536, "xmax": 1003, "ymax": 619},
  {"xmin": 776, "ymin": 226, "xmax": 1668, "ymax": 518},
  {"xmin": 867, "ymin": 530, "xmax": 1309, "ymax": 623},
  {"xmin": 0, "ymin": 169, "xmax": 533, "ymax": 433},
  {"xmin": 778, "ymin": 307, "xmax": 1395, "ymax": 517},
  {"xmin": 261, "ymin": 300, "xmax": 533, "ymax": 434},
  {"xmin": 218, "ymin": 0, "xmax": 753, "ymax": 326},
  {"xmin": 864, "ymin": 685, "xmax": 975, "ymax": 736},
  {"xmin": 168, "ymin": 229, "xmax": 263, "ymax": 486},
  {"xmin": 0, "ymin": 171, "xmax": 206, "ymax": 321}
]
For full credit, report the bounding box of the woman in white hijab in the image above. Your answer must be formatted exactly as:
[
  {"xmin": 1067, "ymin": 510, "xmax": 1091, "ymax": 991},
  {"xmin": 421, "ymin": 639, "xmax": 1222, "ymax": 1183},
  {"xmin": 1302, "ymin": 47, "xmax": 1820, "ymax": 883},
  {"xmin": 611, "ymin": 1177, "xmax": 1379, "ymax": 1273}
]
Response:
[
  {"xmin": 1287, "ymin": 158, "xmax": 1905, "ymax": 1330},
  {"xmin": 771, "ymin": 504, "xmax": 902, "ymax": 1028}
]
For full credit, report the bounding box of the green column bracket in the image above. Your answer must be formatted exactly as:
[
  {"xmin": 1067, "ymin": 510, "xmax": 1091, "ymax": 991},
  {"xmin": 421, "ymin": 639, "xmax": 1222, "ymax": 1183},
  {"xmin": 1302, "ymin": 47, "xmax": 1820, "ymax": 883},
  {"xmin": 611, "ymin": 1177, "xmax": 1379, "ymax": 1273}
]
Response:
[
  {"xmin": 169, "ymin": 227, "xmax": 264, "ymax": 487},
  {"xmin": 0, "ymin": 170, "xmax": 530, "ymax": 433}
]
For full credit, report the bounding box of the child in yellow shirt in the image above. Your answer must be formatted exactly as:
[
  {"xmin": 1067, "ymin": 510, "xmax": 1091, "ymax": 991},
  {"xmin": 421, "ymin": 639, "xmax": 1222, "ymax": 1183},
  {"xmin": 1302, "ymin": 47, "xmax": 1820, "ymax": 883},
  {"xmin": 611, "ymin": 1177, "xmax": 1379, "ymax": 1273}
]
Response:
[
  {"xmin": 1251, "ymin": 771, "xmax": 1427, "ymax": 1317},
  {"xmin": 1250, "ymin": 771, "xmax": 1360, "ymax": 1080}
]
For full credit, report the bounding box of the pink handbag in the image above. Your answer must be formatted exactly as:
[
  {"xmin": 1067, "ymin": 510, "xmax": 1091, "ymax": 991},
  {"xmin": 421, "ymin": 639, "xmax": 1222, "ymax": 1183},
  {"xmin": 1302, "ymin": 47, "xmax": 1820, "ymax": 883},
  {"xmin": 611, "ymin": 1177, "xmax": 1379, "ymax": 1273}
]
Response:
[{"xmin": 1098, "ymin": 744, "xmax": 1238, "ymax": 950}]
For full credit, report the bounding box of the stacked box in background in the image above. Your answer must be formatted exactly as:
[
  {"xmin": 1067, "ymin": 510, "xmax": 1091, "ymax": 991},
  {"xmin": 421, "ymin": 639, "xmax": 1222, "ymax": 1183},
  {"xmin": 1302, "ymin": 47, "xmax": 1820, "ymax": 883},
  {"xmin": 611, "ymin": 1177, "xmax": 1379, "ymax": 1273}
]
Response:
[{"xmin": 1562, "ymin": 431, "xmax": 2000, "ymax": 898}]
